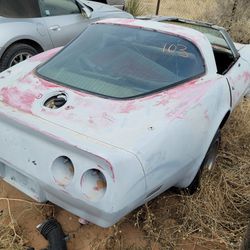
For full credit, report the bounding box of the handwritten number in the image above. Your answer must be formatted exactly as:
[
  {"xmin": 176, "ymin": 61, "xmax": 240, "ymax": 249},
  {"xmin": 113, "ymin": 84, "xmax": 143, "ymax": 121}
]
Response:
[
  {"xmin": 163, "ymin": 43, "xmax": 189, "ymax": 57},
  {"xmin": 168, "ymin": 44, "xmax": 177, "ymax": 53},
  {"xmin": 177, "ymin": 44, "xmax": 189, "ymax": 58}
]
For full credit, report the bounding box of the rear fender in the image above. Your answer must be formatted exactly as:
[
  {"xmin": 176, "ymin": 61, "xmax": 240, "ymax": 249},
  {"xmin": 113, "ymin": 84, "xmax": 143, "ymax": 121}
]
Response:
[{"xmin": 175, "ymin": 76, "xmax": 231, "ymax": 187}]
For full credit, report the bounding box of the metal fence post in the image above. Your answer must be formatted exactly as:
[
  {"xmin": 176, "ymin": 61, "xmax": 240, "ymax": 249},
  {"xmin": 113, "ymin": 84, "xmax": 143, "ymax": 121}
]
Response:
[
  {"xmin": 229, "ymin": 0, "xmax": 239, "ymax": 31},
  {"xmin": 156, "ymin": 0, "xmax": 161, "ymax": 15}
]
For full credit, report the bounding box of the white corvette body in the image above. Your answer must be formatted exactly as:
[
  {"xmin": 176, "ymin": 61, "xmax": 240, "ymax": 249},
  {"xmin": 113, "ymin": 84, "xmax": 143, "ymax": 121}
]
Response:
[{"xmin": 0, "ymin": 19, "xmax": 249, "ymax": 227}]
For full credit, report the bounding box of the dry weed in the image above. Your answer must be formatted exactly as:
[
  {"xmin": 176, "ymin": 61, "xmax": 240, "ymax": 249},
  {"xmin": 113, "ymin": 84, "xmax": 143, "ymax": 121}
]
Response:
[
  {"xmin": 144, "ymin": 0, "xmax": 250, "ymax": 43},
  {"xmin": 124, "ymin": 99, "xmax": 250, "ymax": 249},
  {"xmin": 0, "ymin": 198, "xmax": 54, "ymax": 250},
  {"xmin": 125, "ymin": 0, "xmax": 146, "ymax": 16}
]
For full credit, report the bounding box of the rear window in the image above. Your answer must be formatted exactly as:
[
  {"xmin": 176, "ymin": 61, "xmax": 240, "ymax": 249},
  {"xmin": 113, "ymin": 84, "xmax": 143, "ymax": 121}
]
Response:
[
  {"xmin": 37, "ymin": 23, "xmax": 205, "ymax": 99},
  {"xmin": 0, "ymin": 0, "xmax": 41, "ymax": 18}
]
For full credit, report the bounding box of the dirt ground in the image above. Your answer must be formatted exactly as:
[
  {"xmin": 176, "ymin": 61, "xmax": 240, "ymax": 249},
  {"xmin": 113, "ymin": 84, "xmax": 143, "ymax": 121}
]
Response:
[
  {"xmin": 0, "ymin": 180, "xmax": 223, "ymax": 250},
  {"xmin": 0, "ymin": 182, "xmax": 169, "ymax": 250}
]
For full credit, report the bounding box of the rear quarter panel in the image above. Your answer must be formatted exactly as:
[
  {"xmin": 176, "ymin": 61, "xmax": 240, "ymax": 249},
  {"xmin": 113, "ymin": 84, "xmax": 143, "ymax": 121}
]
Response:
[{"xmin": 134, "ymin": 75, "xmax": 232, "ymax": 196}]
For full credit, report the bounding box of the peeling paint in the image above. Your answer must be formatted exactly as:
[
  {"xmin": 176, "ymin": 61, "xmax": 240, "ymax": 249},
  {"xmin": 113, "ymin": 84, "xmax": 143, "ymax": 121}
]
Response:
[
  {"xmin": 29, "ymin": 47, "xmax": 62, "ymax": 62},
  {"xmin": 0, "ymin": 86, "xmax": 37, "ymax": 114},
  {"xmin": 0, "ymin": 18, "xmax": 249, "ymax": 228}
]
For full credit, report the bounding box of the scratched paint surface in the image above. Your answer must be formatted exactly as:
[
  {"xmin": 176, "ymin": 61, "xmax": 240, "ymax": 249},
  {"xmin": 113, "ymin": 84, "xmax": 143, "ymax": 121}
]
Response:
[{"xmin": 0, "ymin": 19, "xmax": 249, "ymax": 227}]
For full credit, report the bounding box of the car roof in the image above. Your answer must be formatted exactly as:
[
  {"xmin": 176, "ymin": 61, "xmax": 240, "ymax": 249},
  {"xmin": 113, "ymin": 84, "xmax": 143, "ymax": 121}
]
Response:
[
  {"xmin": 96, "ymin": 18, "xmax": 218, "ymax": 74},
  {"xmin": 97, "ymin": 18, "xmax": 207, "ymax": 44}
]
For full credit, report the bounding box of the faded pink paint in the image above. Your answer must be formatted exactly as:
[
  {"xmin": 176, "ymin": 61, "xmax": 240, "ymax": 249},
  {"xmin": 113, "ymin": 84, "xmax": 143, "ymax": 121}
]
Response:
[
  {"xmin": 0, "ymin": 70, "xmax": 64, "ymax": 114},
  {"xmin": 149, "ymin": 78, "xmax": 215, "ymax": 120},
  {"xmin": 0, "ymin": 63, "xmax": 213, "ymax": 128},
  {"xmin": 243, "ymin": 71, "xmax": 250, "ymax": 83},
  {"xmin": 34, "ymin": 75, "xmax": 59, "ymax": 89},
  {"xmin": 204, "ymin": 110, "xmax": 209, "ymax": 121},
  {"xmin": 18, "ymin": 72, "xmax": 34, "ymax": 84},
  {"xmin": 0, "ymin": 86, "xmax": 37, "ymax": 114},
  {"xmin": 100, "ymin": 157, "xmax": 115, "ymax": 181},
  {"xmin": 29, "ymin": 47, "xmax": 62, "ymax": 62},
  {"xmin": 142, "ymin": 79, "xmax": 198, "ymax": 103},
  {"xmin": 18, "ymin": 70, "xmax": 59, "ymax": 90},
  {"xmin": 119, "ymin": 102, "xmax": 138, "ymax": 113}
]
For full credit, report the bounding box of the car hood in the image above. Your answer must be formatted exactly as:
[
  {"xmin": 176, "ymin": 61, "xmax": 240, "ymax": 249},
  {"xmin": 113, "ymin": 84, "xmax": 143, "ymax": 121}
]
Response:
[{"xmin": 0, "ymin": 49, "xmax": 214, "ymax": 154}]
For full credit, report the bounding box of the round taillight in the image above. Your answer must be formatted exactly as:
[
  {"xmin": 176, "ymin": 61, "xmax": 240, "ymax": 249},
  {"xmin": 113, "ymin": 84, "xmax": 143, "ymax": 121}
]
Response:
[
  {"xmin": 81, "ymin": 169, "xmax": 107, "ymax": 201},
  {"xmin": 51, "ymin": 156, "xmax": 74, "ymax": 186}
]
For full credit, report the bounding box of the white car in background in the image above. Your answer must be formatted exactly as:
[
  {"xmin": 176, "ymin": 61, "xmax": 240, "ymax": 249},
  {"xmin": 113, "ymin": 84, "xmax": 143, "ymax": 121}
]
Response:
[
  {"xmin": 91, "ymin": 0, "xmax": 126, "ymax": 9},
  {"xmin": 0, "ymin": 0, "xmax": 132, "ymax": 72}
]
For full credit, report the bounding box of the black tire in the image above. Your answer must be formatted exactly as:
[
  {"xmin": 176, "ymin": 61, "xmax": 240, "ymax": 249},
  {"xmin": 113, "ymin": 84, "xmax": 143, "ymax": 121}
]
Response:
[
  {"xmin": 185, "ymin": 130, "xmax": 221, "ymax": 195},
  {"xmin": 0, "ymin": 43, "xmax": 38, "ymax": 72}
]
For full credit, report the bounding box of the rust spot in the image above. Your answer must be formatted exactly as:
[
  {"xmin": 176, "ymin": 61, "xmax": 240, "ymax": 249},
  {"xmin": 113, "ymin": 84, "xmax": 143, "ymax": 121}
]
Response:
[
  {"xmin": 94, "ymin": 179, "xmax": 107, "ymax": 191},
  {"xmin": 65, "ymin": 105, "xmax": 74, "ymax": 110}
]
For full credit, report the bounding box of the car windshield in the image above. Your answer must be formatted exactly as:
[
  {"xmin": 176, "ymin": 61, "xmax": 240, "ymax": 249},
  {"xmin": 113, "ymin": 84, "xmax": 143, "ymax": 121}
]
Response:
[{"xmin": 37, "ymin": 23, "xmax": 205, "ymax": 99}]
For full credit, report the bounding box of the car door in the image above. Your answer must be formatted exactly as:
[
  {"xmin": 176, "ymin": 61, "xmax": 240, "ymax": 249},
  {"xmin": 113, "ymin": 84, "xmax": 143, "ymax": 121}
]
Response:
[
  {"xmin": 226, "ymin": 57, "xmax": 249, "ymax": 108},
  {"xmin": 39, "ymin": 0, "xmax": 89, "ymax": 48},
  {"xmin": 205, "ymin": 26, "xmax": 248, "ymax": 109},
  {"xmin": 220, "ymin": 31, "xmax": 250, "ymax": 108}
]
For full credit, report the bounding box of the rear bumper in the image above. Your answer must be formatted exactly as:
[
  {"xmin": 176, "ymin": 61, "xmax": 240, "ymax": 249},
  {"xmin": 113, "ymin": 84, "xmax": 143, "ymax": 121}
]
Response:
[
  {"xmin": 0, "ymin": 104, "xmax": 146, "ymax": 227},
  {"xmin": 0, "ymin": 162, "xmax": 129, "ymax": 227}
]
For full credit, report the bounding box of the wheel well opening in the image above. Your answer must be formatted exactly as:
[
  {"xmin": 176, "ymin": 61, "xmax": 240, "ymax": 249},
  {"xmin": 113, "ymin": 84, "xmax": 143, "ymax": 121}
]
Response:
[
  {"xmin": 6, "ymin": 39, "xmax": 44, "ymax": 54},
  {"xmin": 219, "ymin": 111, "xmax": 231, "ymax": 129}
]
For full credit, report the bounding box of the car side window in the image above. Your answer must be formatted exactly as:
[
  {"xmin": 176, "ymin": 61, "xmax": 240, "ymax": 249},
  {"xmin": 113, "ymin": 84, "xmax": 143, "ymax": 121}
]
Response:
[
  {"xmin": 162, "ymin": 20, "xmax": 239, "ymax": 75},
  {"xmin": 0, "ymin": 0, "xmax": 41, "ymax": 18},
  {"xmin": 39, "ymin": 0, "xmax": 80, "ymax": 17}
]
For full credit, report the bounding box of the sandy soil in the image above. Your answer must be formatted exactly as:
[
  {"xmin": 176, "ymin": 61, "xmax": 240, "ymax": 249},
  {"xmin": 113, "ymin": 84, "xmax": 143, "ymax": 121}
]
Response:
[
  {"xmin": 0, "ymin": 181, "xmax": 149, "ymax": 250},
  {"xmin": 0, "ymin": 180, "xmax": 225, "ymax": 250}
]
